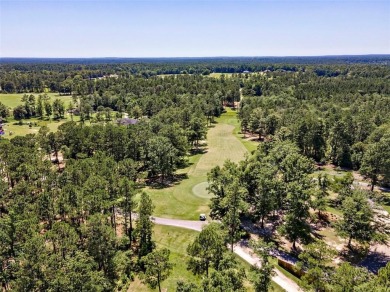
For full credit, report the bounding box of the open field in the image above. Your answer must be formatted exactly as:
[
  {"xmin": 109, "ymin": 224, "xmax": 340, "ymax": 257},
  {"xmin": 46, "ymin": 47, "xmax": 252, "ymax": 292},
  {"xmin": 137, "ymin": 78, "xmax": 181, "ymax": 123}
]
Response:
[
  {"xmin": 209, "ymin": 72, "xmax": 234, "ymax": 78},
  {"xmin": 1, "ymin": 114, "xmax": 89, "ymax": 138},
  {"xmin": 147, "ymin": 110, "xmax": 249, "ymax": 219},
  {"xmin": 0, "ymin": 93, "xmax": 73, "ymax": 109},
  {"xmin": 0, "ymin": 93, "xmax": 76, "ymax": 137}
]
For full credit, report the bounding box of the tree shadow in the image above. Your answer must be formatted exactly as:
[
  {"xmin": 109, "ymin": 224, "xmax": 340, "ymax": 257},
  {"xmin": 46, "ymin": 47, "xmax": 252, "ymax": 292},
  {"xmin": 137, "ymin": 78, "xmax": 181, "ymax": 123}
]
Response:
[
  {"xmin": 190, "ymin": 148, "xmax": 208, "ymax": 155},
  {"xmin": 147, "ymin": 173, "xmax": 189, "ymax": 189},
  {"xmin": 338, "ymin": 246, "xmax": 368, "ymax": 265},
  {"xmin": 190, "ymin": 143, "xmax": 208, "ymax": 155},
  {"xmin": 310, "ymin": 228, "xmax": 325, "ymax": 241},
  {"xmin": 239, "ymin": 215, "xmax": 301, "ymax": 265},
  {"xmin": 378, "ymin": 186, "xmax": 390, "ymax": 193},
  {"xmin": 358, "ymin": 250, "xmax": 390, "ymax": 273}
]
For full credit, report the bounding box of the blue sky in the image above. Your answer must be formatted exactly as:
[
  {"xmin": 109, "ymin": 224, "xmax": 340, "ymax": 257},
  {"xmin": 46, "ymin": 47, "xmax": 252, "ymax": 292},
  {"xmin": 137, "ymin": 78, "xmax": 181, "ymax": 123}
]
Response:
[{"xmin": 0, "ymin": 0, "xmax": 389, "ymax": 57}]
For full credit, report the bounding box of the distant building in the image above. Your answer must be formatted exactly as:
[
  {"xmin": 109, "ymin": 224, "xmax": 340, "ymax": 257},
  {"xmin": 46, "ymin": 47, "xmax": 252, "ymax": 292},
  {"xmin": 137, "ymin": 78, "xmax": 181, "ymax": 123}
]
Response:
[
  {"xmin": 117, "ymin": 118, "xmax": 138, "ymax": 126},
  {"xmin": 243, "ymin": 70, "xmax": 250, "ymax": 73}
]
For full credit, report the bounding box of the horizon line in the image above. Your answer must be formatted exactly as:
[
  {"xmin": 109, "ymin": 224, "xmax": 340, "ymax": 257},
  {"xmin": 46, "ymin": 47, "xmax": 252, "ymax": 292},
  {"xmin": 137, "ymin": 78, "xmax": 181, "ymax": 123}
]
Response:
[{"xmin": 1, "ymin": 54, "xmax": 390, "ymax": 59}]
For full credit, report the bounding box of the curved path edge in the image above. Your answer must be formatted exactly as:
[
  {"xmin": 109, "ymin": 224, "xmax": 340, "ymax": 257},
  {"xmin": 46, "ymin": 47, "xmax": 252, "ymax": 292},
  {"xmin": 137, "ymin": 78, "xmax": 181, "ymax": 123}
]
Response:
[{"xmin": 152, "ymin": 216, "xmax": 300, "ymax": 292}]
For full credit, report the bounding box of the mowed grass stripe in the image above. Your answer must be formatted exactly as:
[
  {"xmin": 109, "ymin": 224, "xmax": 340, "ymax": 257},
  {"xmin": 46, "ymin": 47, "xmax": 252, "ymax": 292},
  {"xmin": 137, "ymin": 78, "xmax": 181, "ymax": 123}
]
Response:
[
  {"xmin": 189, "ymin": 123, "xmax": 248, "ymax": 177},
  {"xmin": 148, "ymin": 111, "xmax": 249, "ymax": 220}
]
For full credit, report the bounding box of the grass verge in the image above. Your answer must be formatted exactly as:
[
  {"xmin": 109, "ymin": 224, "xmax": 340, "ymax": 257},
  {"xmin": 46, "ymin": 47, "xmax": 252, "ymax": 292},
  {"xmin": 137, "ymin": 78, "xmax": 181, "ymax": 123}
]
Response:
[{"xmin": 130, "ymin": 225, "xmax": 286, "ymax": 292}]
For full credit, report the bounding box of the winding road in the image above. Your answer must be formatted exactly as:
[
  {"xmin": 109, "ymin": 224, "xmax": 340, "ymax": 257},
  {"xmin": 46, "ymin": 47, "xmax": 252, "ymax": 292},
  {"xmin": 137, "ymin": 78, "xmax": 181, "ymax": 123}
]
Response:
[{"xmin": 152, "ymin": 216, "xmax": 300, "ymax": 292}]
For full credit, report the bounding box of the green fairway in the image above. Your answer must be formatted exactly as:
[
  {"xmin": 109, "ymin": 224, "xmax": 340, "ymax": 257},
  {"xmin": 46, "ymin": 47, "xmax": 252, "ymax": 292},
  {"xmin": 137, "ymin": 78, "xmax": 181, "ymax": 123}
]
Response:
[
  {"xmin": 147, "ymin": 110, "xmax": 250, "ymax": 219},
  {"xmin": 217, "ymin": 108, "xmax": 258, "ymax": 153}
]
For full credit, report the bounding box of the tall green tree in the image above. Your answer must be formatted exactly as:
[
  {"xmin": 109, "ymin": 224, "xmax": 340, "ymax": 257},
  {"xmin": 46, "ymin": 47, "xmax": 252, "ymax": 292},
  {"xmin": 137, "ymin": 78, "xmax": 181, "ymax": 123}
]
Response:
[
  {"xmin": 336, "ymin": 190, "xmax": 375, "ymax": 249},
  {"xmin": 36, "ymin": 96, "xmax": 44, "ymax": 118},
  {"xmin": 222, "ymin": 180, "xmax": 247, "ymax": 252},
  {"xmin": 12, "ymin": 105, "xmax": 27, "ymax": 120},
  {"xmin": 52, "ymin": 98, "xmax": 65, "ymax": 119},
  {"xmin": 61, "ymin": 251, "xmax": 109, "ymax": 291},
  {"xmin": 0, "ymin": 102, "xmax": 9, "ymax": 118},
  {"xmin": 187, "ymin": 117, "xmax": 207, "ymax": 149},
  {"xmin": 44, "ymin": 100, "xmax": 52, "ymax": 118},
  {"xmin": 187, "ymin": 223, "xmax": 225, "ymax": 277},
  {"xmin": 141, "ymin": 248, "xmax": 173, "ymax": 292},
  {"xmin": 298, "ymin": 241, "xmax": 336, "ymax": 291},
  {"xmin": 312, "ymin": 173, "xmax": 329, "ymax": 218},
  {"xmin": 146, "ymin": 136, "xmax": 178, "ymax": 183},
  {"xmin": 329, "ymin": 263, "xmax": 371, "ymax": 292},
  {"xmin": 252, "ymin": 165, "xmax": 277, "ymax": 228},
  {"xmin": 46, "ymin": 221, "xmax": 78, "ymax": 260},
  {"xmin": 328, "ymin": 120, "xmax": 352, "ymax": 167},
  {"xmin": 207, "ymin": 161, "xmax": 241, "ymax": 219},
  {"xmin": 136, "ymin": 192, "xmax": 155, "ymax": 259},
  {"xmin": 82, "ymin": 214, "xmax": 116, "ymax": 277},
  {"xmin": 118, "ymin": 177, "xmax": 137, "ymax": 247},
  {"xmin": 360, "ymin": 135, "xmax": 390, "ymax": 191},
  {"xmin": 280, "ymin": 182, "xmax": 312, "ymax": 250}
]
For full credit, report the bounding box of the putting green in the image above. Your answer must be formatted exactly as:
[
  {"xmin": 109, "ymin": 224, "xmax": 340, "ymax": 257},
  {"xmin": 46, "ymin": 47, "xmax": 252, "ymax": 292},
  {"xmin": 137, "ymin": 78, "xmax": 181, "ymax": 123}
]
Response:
[{"xmin": 192, "ymin": 181, "xmax": 213, "ymax": 199}]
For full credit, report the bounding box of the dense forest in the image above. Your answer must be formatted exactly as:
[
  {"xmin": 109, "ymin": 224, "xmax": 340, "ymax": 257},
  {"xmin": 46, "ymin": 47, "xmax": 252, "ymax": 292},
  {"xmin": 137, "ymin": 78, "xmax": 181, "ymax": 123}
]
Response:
[{"xmin": 0, "ymin": 57, "xmax": 390, "ymax": 291}]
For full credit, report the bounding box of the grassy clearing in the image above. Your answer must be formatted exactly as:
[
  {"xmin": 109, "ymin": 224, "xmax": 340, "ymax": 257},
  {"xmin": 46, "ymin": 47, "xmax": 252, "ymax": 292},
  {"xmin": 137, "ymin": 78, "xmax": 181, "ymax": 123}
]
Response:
[
  {"xmin": 0, "ymin": 93, "xmax": 75, "ymax": 137},
  {"xmin": 1, "ymin": 114, "xmax": 88, "ymax": 138},
  {"xmin": 148, "ymin": 110, "xmax": 249, "ymax": 219},
  {"xmin": 1, "ymin": 111, "xmax": 121, "ymax": 138},
  {"xmin": 0, "ymin": 93, "xmax": 73, "ymax": 109},
  {"xmin": 209, "ymin": 73, "xmax": 234, "ymax": 78},
  {"xmin": 129, "ymin": 225, "xmax": 285, "ymax": 292}
]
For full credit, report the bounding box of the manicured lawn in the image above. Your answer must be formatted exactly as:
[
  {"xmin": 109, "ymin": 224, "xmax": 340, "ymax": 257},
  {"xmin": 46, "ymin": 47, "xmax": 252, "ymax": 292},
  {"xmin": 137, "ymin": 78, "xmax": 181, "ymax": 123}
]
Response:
[
  {"xmin": 129, "ymin": 225, "xmax": 285, "ymax": 292},
  {"xmin": 216, "ymin": 108, "xmax": 258, "ymax": 153},
  {"xmin": 0, "ymin": 93, "xmax": 73, "ymax": 109},
  {"xmin": 1, "ymin": 111, "xmax": 120, "ymax": 138},
  {"xmin": 129, "ymin": 225, "xmax": 201, "ymax": 292},
  {"xmin": 0, "ymin": 93, "xmax": 75, "ymax": 137},
  {"xmin": 1, "ymin": 115, "xmax": 77, "ymax": 138},
  {"xmin": 147, "ymin": 110, "xmax": 249, "ymax": 219},
  {"xmin": 0, "ymin": 94, "xmax": 30, "ymax": 108}
]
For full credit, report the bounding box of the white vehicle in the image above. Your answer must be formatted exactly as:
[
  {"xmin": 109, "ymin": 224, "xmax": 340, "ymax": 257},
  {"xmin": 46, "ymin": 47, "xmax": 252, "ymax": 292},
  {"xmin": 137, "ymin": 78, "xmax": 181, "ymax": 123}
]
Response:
[{"xmin": 199, "ymin": 214, "xmax": 206, "ymax": 221}]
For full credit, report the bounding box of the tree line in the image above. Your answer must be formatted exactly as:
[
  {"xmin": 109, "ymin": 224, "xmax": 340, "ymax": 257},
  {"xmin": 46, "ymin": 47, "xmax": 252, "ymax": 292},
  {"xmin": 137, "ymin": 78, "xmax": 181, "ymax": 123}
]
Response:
[
  {"xmin": 2, "ymin": 56, "xmax": 389, "ymax": 93},
  {"xmin": 238, "ymin": 65, "xmax": 390, "ymax": 189}
]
